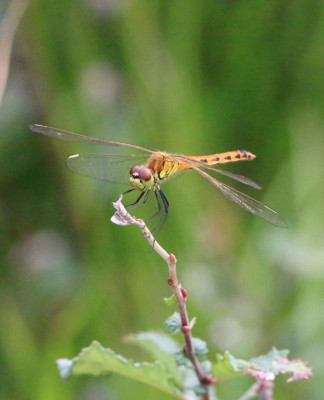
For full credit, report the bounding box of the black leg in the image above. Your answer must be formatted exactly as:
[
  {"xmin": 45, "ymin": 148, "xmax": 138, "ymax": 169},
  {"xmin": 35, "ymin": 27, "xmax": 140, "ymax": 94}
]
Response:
[
  {"xmin": 125, "ymin": 190, "xmax": 152, "ymax": 211},
  {"xmin": 148, "ymin": 189, "xmax": 162, "ymax": 221},
  {"xmin": 123, "ymin": 188, "xmax": 135, "ymax": 195},
  {"xmin": 155, "ymin": 188, "xmax": 168, "ymax": 229},
  {"xmin": 129, "ymin": 190, "xmax": 150, "ymax": 210},
  {"xmin": 124, "ymin": 191, "xmax": 145, "ymax": 207},
  {"xmin": 144, "ymin": 189, "xmax": 169, "ymax": 243},
  {"xmin": 141, "ymin": 190, "xmax": 151, "ymax": 205},
  {"xmin": 159, "ymin": 188, "xmax": 169, "ymax": 214}
]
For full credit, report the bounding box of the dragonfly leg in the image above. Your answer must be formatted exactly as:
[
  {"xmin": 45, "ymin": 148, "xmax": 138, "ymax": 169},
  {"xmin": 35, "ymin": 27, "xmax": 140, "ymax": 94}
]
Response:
[
  {"xmin": 142, "ymin": 190, "xmax": 151, "ymax": 205},
  {"xmin": 153, "ymin": 189, "xmax": 168, "ymax": 229},
  {"xmin": 123, "ymin": 188, "xmax": 135, "ymax": 195},
  {"xmin": 145, "ymin": 189, "xmax": 169, "ymax": 242},
  {"xmin": 148, "ymin": 189, "xmax": 162, "ymax": 221},
  {"xmin": 125, "ymin": 190, "xmax": 151, "ymax": 210},
  {"xmin": 124, "ymin": 191, "xmax": 144, "ymax": 207},
  {"xmin": 147, "ymin": 188, "xmax": 167, "ymax": 220},
  {"xmin": 159, "ymin": 188, "xmax": 169, "ymax": 215}
]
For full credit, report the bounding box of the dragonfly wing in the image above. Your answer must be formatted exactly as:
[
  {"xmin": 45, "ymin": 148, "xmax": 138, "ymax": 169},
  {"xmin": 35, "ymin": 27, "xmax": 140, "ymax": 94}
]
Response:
[
  {"xmin": 66, "ymin": 153, "xmax": 150, "ymax": 185},
  {"xmin": 29, "ymin": 124, "xmax": 156, "ymax": 153},
  {"xmin": 191, "ymin": 165, "xmax": 288, "ymax": 228},
  {"xmin": 204, "ymin": 167, "xmax": 262, "ymax": 189},
  {"xmin": 173, "ymin": 155, "xmax": 261, "ymax": 189}
]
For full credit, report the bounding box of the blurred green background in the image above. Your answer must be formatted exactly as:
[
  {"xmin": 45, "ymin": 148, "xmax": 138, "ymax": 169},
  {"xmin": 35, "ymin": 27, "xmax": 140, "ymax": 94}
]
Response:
[{"xmin": 1, "ymin": 0, "xmax": 323, "ymax": 399}]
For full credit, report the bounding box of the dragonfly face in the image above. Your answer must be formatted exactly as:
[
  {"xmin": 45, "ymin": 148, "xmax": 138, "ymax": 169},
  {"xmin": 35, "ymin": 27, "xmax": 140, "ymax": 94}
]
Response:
[
  {"xmin": 129, "ymin": 166, "xmax": 155, "ymax": 191},
  {"xmin": 29, "ymin": 123, "xmax": 288, "ymax": 229}
]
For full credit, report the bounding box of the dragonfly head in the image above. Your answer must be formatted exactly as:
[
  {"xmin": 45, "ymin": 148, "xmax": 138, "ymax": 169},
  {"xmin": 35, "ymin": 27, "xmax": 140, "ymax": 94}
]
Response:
[{"xmin": 129, "ymin": 166, "xmax": 154, "ymax": 191}]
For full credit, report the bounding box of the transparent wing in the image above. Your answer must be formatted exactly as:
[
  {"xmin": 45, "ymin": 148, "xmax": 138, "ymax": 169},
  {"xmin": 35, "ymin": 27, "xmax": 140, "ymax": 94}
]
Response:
[
  {"xmin": 173, "ymin": 155, "xmax": 261, "ymax": 189},
  {"xmin": 29, "ymin": 124, "xmax": 156, "ymax": 153},
  {"xmin": 205, "ymin": 167, "xmax": 262, "ymax": 189},
  {"xmin": 190, "ymin": 165, "xmax": 288, "ymax": 228},
  {"xmin": 66, "ymin": 153, "xmax": 150, "ymax": 185}
]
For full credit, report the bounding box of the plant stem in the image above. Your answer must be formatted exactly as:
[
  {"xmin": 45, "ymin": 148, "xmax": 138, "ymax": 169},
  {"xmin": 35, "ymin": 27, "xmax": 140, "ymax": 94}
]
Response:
[
  {"xmin": 167, "ymin": 254, "xmax": 216, "ymax": 399},
  {"xmin": 111, "ymin": 195, "xmax": 217, "ymax": 399}
]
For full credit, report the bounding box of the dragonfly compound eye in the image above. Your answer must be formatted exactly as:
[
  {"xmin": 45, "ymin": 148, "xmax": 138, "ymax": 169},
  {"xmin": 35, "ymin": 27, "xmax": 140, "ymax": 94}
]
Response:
[
  {"xmin": 130, "ymin": 166, "xmax": 152, "ymax": 181},
  {"xmin": 130, "ymin": 166, "xmax": 140, "ymax": 176},
  {"xmin": 137, "ymin": 168, "xmax": 152, "ymax": 181}
]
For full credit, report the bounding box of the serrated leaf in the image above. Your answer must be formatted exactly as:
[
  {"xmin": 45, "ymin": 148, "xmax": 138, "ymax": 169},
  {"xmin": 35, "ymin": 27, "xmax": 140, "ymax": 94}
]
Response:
[
  {"xmin": 165, "ymin": 312, "xmax": 181, "ymax": 335},
  {"xmin": 246, "ymin": 348, "xmax": 312, "ymax": 382},
  {"xmin": 212, "ymin": 348, "xmax": 312, "ymax": 383},
  {"xmin": 123, "ymin": 333, "xmax": 207, "ymax": 400},
  {"xmin": 213, "ymin": 351, "xmax": 248, "ymax": 380},
  {"xmin": 57, "ymin": 341, "xmax": 183, "ymax": 398},
  {"xmin": 175, "ymin": 350, "xmax": 192, "ymax": 368},
  {"xmin": 200, "ymin": 360, "xmax": 213, "ymax": 375},
  {"xmin": 124, "ymin": 331, "xmax": 182, "ymax": 385},
  {"xmin": 192, "ymin": 338, "xmax": 208, "ymax": 358}
]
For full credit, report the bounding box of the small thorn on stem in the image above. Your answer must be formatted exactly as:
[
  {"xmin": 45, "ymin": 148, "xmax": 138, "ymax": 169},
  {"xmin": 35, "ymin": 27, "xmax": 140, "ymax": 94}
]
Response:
[{"xmin": 180, "ymin": 287, "xmax": 187, "ymax": 299}]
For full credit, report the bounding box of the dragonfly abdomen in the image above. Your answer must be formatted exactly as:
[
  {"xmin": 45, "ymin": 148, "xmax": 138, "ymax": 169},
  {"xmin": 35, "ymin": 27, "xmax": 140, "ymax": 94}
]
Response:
[{"xmin": 187, "ymin": 150, "xmax": 256, "ymax": 166}]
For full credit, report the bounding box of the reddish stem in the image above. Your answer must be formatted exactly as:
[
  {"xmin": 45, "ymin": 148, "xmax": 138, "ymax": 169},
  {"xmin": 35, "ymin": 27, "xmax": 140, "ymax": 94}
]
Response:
[
  {"xmin": 167, "ymin": 254, "xmax": 217, "ymax": 399},
  {"xmin": 111, "ymin": 199, "xmax": 218, "ymax": 399}
]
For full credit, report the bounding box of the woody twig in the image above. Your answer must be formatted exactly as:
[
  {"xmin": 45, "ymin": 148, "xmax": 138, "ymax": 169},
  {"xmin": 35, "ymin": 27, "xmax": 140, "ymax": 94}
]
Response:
[{"xmin": 111, "ymin": 195, "xmax": 217, "ymax": 399}]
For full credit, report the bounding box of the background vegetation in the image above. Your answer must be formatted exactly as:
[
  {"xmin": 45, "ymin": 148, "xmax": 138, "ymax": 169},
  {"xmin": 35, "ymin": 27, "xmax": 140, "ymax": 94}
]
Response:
[{"xmin": 1, "ymin": 0, "xmax": 323, "ymax": 399}]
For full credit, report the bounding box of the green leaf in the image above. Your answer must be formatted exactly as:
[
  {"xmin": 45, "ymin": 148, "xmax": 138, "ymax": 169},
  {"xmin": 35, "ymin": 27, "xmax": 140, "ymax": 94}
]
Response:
[
  {"xmin": 213, "ymin": 351, "xmax": 248, "ymax": 380},
  {"xmin": 174, "ymin": 350, "xmax": 192, "ymax": 368},
  {"xmin": 124, "ymin": 331, "xmax": 182, "ymax": 385},
  {"xmin": 125, "ymin": 331, "xmax": 180, "ymax": 355},
  {"xmin": 165, "ymin": 312, "xmax": 181, "ymax": 335},
  {"xmin": 123, "ymin": 332, "xmax": 210, "ymax": 399},
  {"xmin": 57, "ymin": 341, "xmax": 183, "ymax": 398},
  {"xmin": 192, "ymin": 338, "xmax": 208, "ymax": 358},
  {"xmin": 212, "ymin": 348, "xmax": 312, "ymax": 383},
  {"xmin": 201, "ymin": 360, "xmax": 213, "ymax": 375},
  {"xmin": 246, "ymin": 348, "xmax": 313, "ymax": 382}
]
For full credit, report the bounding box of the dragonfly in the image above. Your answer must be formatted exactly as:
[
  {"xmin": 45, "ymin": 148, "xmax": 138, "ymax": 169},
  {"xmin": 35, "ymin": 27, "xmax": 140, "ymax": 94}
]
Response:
[{"xmin": 29, "ymin": 124, "xmax": 288, "ymax": 229}]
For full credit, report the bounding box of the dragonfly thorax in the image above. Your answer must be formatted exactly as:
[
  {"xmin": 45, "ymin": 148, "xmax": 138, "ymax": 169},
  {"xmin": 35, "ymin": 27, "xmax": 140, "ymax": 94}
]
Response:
[{"xmin": 129, "ymin": 165, "xmax": 154, "ymax": 191}]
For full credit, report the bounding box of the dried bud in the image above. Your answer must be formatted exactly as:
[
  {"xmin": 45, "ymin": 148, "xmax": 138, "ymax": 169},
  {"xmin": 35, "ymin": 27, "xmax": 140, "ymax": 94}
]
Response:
[
  {"xmin": 180, "ymin": 288, "xmax": 187, "ymax": 299},
  {"xmin": 181, "ymin": 325, "xmax": 191, "ymax": 334},
  {"xmin": 200, "ymin": 375, "xmax": 218, "ymax": 385},
  {"xmin": 169, "ymin": 253, "xmax": 177, "ymax": 263}
]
